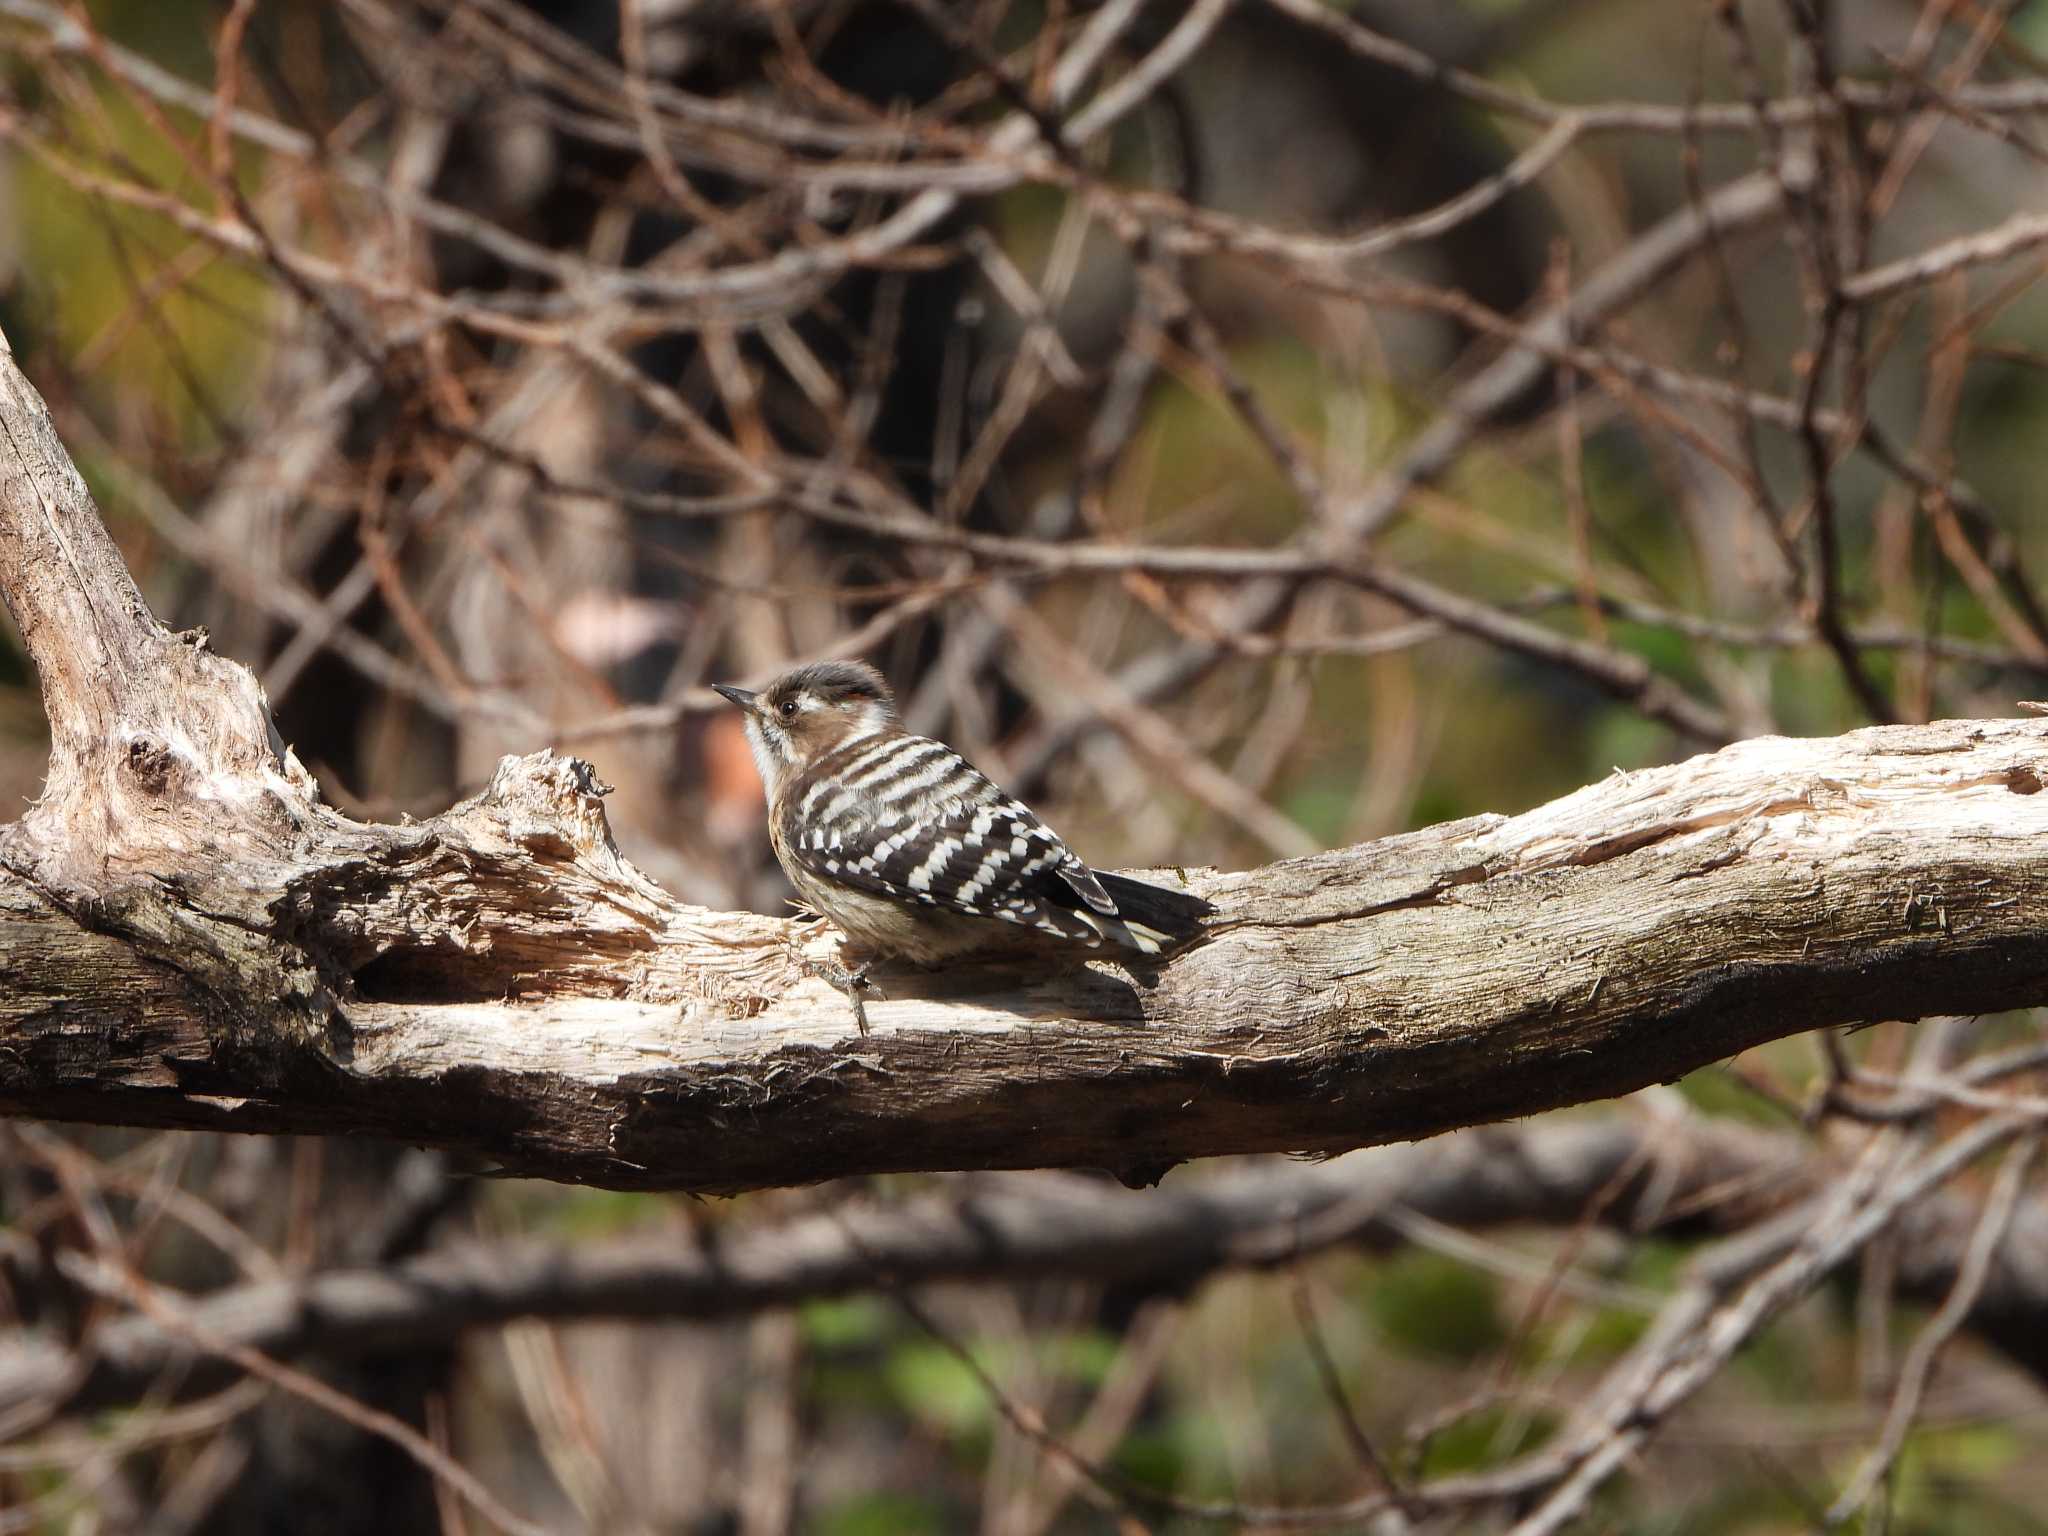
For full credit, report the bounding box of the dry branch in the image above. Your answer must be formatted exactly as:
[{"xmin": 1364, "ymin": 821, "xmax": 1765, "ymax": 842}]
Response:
[
  {"xmin": 13, "ymin": 1109, "xmax": 2048, "ymax": 1427},
  {"xmin": 4, "ymin": 327, "xmax": 2048, "ymax": 1194}
]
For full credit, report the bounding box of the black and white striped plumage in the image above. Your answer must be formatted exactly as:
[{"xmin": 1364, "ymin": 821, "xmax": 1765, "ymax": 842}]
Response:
[{"xmin": 714, "ymin": 661, "xmax": 1209, "ymax": 965}]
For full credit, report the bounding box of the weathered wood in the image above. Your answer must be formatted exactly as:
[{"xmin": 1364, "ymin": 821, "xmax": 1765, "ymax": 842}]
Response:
[{"xmin": 4, "ymin": 324, "xmax": 2048, "ymax": 1193}]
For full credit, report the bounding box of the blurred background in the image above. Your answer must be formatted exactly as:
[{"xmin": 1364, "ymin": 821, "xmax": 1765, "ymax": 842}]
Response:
[{"xmin": 5, "ymin": 0, "xmax": 2048, "ymax": 1530}]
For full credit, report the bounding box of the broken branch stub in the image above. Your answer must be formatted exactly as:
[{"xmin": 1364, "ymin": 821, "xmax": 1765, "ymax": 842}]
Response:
[
  {"xmin": 0, "ymin": 333, "xmax": 316, "ymax": 896},
  {"xmin": 0, "ymin": 327, "xmax": 791, "ymax": 1057}
]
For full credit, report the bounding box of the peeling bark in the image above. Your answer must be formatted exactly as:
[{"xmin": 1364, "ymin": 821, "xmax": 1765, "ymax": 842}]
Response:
[{"xmin": 4, "ymin": 325, "xmax": 2048, "ymax": 1193}]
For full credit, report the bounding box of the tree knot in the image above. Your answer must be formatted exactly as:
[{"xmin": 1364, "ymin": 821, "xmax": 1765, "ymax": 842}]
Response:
[{"xmin": 121, "ymin": 733, "xmax": 179, "ymax": 795}]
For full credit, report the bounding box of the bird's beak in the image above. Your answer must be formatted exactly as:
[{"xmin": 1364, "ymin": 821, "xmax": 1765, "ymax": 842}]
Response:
[{"xmin": 712, "ymin": 683, "xmax": 759, "ymax": 714}]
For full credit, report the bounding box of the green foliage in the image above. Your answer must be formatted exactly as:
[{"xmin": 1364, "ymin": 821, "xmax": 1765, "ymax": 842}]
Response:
[
  {"xmin": 878, "ymin": 1328, "xmax": 1124, "ymax": 1450},
  {"xmin": 1732, "ymin": 1306, "xmax": 1827, "ymax": 1404},
  {"xmin": 14, "ymin": 92, "xmax": 267, "ymax": 451},
  {"xmin": 1110, "ymin": 1427, "xmax": 1185, "ymax": 1494},
  {"xmin": 1678, "ymin": 1475, "xmax": 1819, "ymax": 1536},
  {"xmin": 1583, "ymin": 706, "xmax": 1675, "ymax": 781},
  {"xmin": 1534, "ymin": 1241, "xmax": 1687, "ymax": 1371},
  {"xmin": 1358, "ymin": 1250, "xmax": 1506, "ymax": 1362},
  {"xmin": 1046, "ymin": 1327, "xmax": 1122, "ymax": 1387},
  {"xmin": 884, "ymin": 1340, "xmax": 996, "ymax": 1442},
  {"xmin": 809, "ymin": 1354, "xmax": 901, "ymax": 1419},
  {"xmin": 812, "ymin": 1491, "xmax": 949, "ymax": 1536},
  {"xmin": 1281, "ymin": 772, "xmax": 1364, "ymax": 847},
  {"xmin": 1677, "ymin": 1060, "xmax": 1801, "ymax": 1125},
  {"xmin": 801, "ymin": 1296, "xmax": 893, "ymax": 1351},
  {"xmin": 1410, "ymin": 1400, "xmax": 1558, "ymax": 1480},
  {"xmin": 1558, "ymin": 1300, "xmax": 1651, "ymax": 1368},
  {"xmin": 1129, "ymin": 347, "xmax": 1310, "ymax": 541},
  {"xmin": 1608, "ymin": 619, "xmax": 1705, "ymax": 691},
  {"xmin": 1880, "ymin": 1422, "xmax": 2029, "ymax": 1534},
  {"xmin": 497, "ymin": 1184, "xmax": 669, "ymax": 1240}
]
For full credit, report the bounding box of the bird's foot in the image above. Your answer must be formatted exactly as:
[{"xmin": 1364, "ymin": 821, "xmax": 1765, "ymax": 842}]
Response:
[{"xmin": 803, "ymin": 952, "xmax": 883, "ymax": 1036}]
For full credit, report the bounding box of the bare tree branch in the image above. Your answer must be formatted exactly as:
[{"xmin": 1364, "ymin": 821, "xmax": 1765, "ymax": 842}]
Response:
[
  {"xmin": 5, "ymin": 327, "xmax": 2048, "ymax": 1195},
  {"xmin": 11, "ymin": 1106, "xmax": 2048, "ymax": 1429}
]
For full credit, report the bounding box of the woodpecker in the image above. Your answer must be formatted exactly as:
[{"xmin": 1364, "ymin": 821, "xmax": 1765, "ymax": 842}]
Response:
[{"xmin": 714, "ymin": 660, "xmax": 1209, "ymax": 1027}]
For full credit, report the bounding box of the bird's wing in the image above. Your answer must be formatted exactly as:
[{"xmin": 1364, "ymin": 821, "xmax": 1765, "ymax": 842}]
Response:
[{"xmin": 781, "ymin": 739, "xmax": 1116, "ymax": 946}]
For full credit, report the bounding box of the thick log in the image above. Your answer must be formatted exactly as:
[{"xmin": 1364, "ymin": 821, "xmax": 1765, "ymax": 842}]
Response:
[{"xmin": 4, "ymin": 325, "xmax": 2048, "ymax": 1193}]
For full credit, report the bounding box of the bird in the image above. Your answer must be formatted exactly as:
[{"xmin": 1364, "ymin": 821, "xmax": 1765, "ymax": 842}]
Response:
[{"xmin": 713, "ymin": 659, "xmax": 1211, "ymax": 1029}]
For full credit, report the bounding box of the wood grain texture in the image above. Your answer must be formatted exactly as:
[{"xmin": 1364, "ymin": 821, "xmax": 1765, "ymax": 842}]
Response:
[{"xmin": 5, "ymin": 325, "xmax": 2048, "ymax": 1193}]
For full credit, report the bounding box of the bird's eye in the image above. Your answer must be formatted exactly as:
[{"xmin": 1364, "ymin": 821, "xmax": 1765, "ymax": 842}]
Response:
[{"xmin": 778, "ymin": 698, "xmax": 798, "ymax": 719}]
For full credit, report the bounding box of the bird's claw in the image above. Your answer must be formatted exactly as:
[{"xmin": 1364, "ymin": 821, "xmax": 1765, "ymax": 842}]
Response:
[{"xmin": 803, "ymin": 952, "xmax": 882, "ymax": 1036}]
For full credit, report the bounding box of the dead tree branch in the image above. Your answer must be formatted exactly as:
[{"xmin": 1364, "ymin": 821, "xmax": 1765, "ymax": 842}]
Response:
[
  {"xmin": 13, "ymin": 1108, "xmax": 2048, "ymax": 1428},
  {"xmin": 5, "ymin": 328, "xmax": 2048, "ymax": 1193}
]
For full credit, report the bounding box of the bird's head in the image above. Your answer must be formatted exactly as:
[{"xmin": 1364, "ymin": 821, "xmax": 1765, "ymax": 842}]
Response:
[{"xmin": 713, "ymin": 660, "xmax": 900, "ymax": 797}]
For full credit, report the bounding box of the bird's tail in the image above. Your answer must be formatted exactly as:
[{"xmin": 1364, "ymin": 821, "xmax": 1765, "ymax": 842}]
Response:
[{"xmin": 1082, "ymin": 871, "xmax": 1214, "ymax": 955}]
